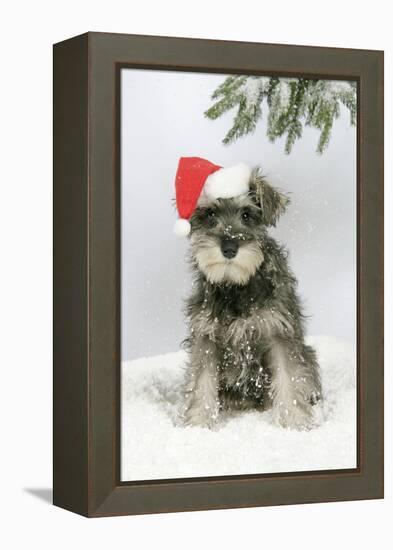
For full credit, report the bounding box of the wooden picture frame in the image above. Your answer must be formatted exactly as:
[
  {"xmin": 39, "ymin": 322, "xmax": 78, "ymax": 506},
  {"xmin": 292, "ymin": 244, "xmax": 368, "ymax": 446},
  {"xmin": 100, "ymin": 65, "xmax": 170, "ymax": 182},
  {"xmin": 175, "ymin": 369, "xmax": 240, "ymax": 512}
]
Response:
[{"xmin": 53, "ymin": 32, "xmax": 384, "ymax": 517}]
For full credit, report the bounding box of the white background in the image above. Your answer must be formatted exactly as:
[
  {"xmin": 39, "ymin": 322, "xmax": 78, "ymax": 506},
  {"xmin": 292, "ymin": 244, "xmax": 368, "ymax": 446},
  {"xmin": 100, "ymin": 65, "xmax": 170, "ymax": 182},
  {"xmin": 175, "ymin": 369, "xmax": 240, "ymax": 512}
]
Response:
[{"xmin": 1, "ymin": 1, "xmax": 391, "ymax": 549}]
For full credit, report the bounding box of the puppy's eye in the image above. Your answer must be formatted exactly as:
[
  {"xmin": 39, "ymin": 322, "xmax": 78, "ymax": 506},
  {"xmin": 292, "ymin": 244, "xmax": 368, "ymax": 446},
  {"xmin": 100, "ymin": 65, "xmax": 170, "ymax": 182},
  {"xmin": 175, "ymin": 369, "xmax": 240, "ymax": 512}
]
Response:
[
  {"xmin": 206, "ymin": 208, "xmax": 216, "ymax": 218},
  {"xmin": 241, "ymin": 210, "xmax": 250, "ymax": 222}
]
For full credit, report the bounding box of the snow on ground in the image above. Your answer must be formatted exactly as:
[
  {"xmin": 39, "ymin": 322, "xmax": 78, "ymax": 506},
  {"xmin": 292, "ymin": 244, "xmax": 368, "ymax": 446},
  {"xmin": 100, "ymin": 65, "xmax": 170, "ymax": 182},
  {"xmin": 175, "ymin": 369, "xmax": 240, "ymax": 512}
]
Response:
[{"xmin": 121, "ymin": 336, "xmax": 356, "ymax": 481}]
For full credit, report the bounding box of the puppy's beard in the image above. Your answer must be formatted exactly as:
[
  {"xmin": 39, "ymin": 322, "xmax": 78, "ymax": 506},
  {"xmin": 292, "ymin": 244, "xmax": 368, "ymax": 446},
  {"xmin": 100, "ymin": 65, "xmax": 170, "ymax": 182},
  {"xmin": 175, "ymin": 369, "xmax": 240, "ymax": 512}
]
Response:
[{"xmin": 192, "ymin": 237, "xmax": 264, "ymax": 286}]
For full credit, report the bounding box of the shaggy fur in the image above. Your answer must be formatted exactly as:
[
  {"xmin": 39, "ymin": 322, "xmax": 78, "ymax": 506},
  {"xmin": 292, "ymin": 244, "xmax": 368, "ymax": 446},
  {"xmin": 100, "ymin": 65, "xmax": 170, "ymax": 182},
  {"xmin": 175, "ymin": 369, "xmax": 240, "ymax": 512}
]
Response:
[{"xmin": 180, "ymin": 168, "xmax": 322, "ymax": 431}]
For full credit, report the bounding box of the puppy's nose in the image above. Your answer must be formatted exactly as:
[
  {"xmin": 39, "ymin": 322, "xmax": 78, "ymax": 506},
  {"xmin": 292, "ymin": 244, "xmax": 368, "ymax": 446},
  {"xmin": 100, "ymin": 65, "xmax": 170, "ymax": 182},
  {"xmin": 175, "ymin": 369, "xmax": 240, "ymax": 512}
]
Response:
[{"xmin": 221, "ymin": 239, "xmax": 239, "ymax": 259}]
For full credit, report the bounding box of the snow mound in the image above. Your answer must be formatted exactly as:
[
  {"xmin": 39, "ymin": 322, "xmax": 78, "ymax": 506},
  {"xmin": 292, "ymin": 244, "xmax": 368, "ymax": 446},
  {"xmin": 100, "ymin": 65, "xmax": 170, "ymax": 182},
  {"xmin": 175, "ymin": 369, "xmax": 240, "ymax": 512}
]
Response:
[{"xmin": 121, "ymin": 336, "xmax": 356, "ymax": 481}]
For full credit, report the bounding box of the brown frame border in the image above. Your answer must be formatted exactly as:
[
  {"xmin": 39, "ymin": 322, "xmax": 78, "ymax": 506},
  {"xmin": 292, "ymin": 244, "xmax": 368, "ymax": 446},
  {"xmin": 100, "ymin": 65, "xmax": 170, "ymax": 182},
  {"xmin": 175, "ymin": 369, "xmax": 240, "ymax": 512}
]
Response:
[{"xmin": 53, "ymin": 32, "xmax": 384, "ymax": 517}]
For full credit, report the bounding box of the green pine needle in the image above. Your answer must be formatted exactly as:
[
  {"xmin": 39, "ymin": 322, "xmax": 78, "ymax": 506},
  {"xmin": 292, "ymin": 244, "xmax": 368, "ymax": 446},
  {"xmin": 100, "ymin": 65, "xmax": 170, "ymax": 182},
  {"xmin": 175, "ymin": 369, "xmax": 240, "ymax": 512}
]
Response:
[{"xmin": 204, "ymin": 76, "xmax": 357, "ymax": 154}]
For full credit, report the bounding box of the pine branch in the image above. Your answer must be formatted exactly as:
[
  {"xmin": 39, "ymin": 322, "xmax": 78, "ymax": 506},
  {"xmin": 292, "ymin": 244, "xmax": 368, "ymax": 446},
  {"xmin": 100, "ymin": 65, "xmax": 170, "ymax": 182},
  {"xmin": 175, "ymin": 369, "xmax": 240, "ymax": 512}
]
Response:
[{"xmin": 204, "ymin": 76, "xmax": 357, "ymax": 154}]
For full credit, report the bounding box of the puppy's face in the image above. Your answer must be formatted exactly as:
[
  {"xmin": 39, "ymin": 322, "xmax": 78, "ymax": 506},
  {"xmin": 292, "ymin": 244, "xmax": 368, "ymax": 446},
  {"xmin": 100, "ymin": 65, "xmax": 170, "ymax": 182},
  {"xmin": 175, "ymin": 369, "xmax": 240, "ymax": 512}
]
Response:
[{"xmin": 189, "ymin": 170, "xmax": 289, "ymax": 286}]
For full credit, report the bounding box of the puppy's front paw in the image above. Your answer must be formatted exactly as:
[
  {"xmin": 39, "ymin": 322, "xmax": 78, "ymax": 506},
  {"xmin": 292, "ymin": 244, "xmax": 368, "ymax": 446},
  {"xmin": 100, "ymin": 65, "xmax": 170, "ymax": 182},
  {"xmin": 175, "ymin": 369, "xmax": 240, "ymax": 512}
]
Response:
[
  {"xmin": 181, "ymin": 402, "xmax": 219, "ymax": 429},
  {"xmin": 272, "ymin": 400, "xmax": 315, "ymax": 431}
]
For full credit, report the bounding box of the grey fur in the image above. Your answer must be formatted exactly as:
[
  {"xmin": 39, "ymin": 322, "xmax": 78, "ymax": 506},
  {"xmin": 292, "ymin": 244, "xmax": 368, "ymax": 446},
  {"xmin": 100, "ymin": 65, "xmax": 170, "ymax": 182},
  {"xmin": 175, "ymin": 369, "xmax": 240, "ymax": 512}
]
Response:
[{"xmin": 180, "ymin": 168, "xmax": 322, "ymax": 431}]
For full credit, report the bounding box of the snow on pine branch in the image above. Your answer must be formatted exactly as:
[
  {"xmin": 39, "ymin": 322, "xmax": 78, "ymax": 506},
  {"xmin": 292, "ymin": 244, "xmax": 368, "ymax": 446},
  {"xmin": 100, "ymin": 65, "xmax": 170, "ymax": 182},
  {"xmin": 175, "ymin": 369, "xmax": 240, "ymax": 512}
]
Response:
[{"xmin": 204, "ymin": 76, "xmax": 357, "ymax": 154}]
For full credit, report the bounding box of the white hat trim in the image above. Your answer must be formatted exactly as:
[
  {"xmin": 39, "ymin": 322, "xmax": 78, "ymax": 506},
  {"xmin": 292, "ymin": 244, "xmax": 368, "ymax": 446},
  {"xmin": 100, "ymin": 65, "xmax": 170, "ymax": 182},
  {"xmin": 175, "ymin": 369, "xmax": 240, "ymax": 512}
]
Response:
[{"xmin": 203, "ymin": 163, "xmax": 251, "ymax": 200}]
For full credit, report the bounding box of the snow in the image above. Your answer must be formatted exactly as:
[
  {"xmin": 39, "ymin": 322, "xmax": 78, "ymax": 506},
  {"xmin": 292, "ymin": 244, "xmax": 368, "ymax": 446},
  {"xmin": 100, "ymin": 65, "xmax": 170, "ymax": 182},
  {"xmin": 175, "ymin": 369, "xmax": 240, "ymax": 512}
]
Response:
[
  {"xmin": 237, "ymin": 76, "xmax": 354, "ymax": 115},
  {"xmin": 121, "ymin": 335, "xmax": 356, "ymax": 481},
  {"xmin": 239, "ymin": 77, "xmax": 267, "ymax": 104}
]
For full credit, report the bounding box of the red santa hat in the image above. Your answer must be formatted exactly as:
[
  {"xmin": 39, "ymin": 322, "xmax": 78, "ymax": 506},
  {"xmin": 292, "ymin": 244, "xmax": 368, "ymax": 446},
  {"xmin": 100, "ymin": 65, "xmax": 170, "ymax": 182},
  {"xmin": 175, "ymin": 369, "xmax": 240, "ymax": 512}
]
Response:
[{"xmin": 174, "ymin": 157, "xmax": 252, "ymax": 236}]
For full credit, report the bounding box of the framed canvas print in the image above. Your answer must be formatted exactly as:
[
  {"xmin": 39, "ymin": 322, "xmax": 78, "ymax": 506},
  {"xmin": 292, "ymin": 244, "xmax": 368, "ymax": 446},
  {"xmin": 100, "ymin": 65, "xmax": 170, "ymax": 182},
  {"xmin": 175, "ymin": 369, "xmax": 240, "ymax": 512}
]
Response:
[{"xmin": 53, "ymin": 32, "xmax": 384, "ymax": 517}]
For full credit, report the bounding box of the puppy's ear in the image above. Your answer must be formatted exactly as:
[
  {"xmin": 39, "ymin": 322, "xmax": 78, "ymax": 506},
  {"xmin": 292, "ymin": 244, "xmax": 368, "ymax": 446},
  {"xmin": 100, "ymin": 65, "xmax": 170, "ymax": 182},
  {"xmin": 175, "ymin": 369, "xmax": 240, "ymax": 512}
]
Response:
[{"xmin": 249, "ymin": 167, "xmax": 290, "ymax": 226}]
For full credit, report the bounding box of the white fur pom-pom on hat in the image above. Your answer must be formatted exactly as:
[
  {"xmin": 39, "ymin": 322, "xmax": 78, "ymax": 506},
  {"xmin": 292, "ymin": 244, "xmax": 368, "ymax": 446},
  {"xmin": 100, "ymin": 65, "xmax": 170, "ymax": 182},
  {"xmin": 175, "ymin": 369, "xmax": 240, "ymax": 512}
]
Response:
[{"xmin": 173, "ymin": 218, "xmax": 191, "ymax": 237}]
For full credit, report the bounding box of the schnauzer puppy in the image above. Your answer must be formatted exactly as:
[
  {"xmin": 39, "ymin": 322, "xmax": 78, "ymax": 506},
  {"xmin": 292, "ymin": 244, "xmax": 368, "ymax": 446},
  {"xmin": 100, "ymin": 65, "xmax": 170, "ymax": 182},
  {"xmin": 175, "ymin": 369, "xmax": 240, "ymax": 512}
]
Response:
[{"xmin": 181, "ymin": 167, "xmax": 322, "ymax": 430}]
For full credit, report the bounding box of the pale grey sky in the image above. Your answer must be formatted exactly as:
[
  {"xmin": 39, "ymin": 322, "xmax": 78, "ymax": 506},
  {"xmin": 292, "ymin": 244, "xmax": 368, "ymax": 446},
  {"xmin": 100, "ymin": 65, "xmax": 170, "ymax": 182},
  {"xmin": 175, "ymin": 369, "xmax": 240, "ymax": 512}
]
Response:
[{"xmin": 121, "ymin": 69, "xmax": 356, "ymax": 361}]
